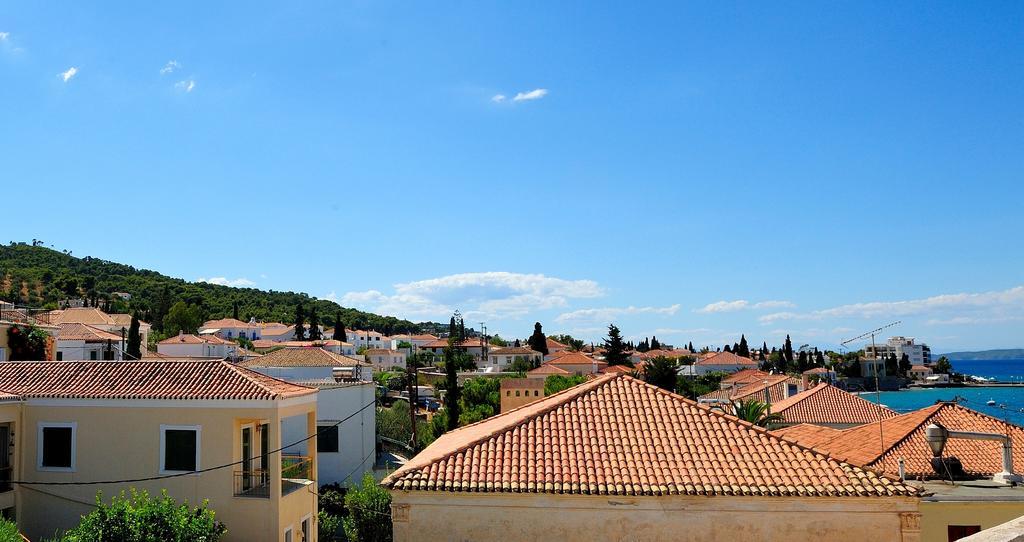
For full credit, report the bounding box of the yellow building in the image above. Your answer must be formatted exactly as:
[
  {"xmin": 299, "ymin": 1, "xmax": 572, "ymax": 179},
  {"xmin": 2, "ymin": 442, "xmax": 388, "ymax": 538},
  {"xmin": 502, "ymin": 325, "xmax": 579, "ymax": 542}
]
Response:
[
  {"xmin": 0, "ymin": 359, "xmax": 319, "ymax": 542},
  {"xmin": 385, "ymin": 374, "xmax": 922, "ymax": 542},
  {"xmin": 499, "ymin": 378, "xmax": 544, "ymax": 412}
]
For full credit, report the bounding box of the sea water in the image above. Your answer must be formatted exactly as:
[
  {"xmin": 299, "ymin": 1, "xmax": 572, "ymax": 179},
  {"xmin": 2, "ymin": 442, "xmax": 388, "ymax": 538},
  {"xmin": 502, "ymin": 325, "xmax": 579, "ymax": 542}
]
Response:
[{"xmin": 872, "ymin": 359, "xmax": 1024, "ymax": 426}]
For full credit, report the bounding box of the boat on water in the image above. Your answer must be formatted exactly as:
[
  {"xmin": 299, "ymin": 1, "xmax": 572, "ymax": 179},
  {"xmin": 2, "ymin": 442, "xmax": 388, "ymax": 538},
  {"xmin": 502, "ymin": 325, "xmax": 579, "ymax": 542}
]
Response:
[{"xmin": 987, "ymin": 398, "xmax": 997, "ymax": 406}]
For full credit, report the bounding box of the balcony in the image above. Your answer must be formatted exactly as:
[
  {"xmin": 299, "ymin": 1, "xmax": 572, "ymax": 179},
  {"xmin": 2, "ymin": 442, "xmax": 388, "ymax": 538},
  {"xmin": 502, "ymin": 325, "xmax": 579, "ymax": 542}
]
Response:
[{"xmin": 233, "ymin": 454, "xmax": 313, "ymax": 498}]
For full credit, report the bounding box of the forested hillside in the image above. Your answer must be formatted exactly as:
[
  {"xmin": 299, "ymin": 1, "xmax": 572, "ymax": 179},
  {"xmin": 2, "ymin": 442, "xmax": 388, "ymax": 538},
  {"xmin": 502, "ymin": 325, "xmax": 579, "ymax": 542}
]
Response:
[{"xmin": 0, "ymin": 242, "xmax": 432, "ymax": 335}]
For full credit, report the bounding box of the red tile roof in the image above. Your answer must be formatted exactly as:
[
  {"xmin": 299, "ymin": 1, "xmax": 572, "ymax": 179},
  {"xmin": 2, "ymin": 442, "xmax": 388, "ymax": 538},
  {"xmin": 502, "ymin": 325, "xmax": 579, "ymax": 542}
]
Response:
[
  {"xmin": 599, "ymin": 365, "xmax": 635, "ymax": 374},
  {"xmin": 698, "ymin": 374, "xmax": 798, "ymax": 404},
  {"xmin": 770, "ymin": 383, "xmax": 897, "ymax": 426},
  {"xmin": 383, "ymin": 374, "xmax": 916, "ymax": 497},
  {"xmin": 157, "ymin": 333, "xmax": 233, "ymax": 345},
  {"xmin": 527, "ymin": 364, "xmax": 570, "ymax": 376},
  {"xmin": 46, "ymin": 308, "xmax": 116, "ymax": 326},
  {"xmin": 547, "ymin": 352, "xmax": 603, "ymax": 365},
  {"xmin": 694, "ymin": 351, "xmax": 759, "ymax": 368},
  {"xmin": 774, "ymin": 424, "xmax": 844, "ymax": 448},
  {"xmin": 201, "ymin": 318, "xmax": 258, "ymax": 330},
  {"xmin": 545, "ymin": 337, "xmax": 567, "ymax": 350},
  {"xmin": 489, "ymin": 347, "xmax": 541, "ymax": 356},
  {"xmin": 721, "ymin": 368, "xmax": 771, "ymax": 385},
  {"xmin": 238, "ymin": 347, "xmax": 369, "ymax": 368},
  {"xmin": 58, "ymin": 323, "xmax": 122, "ymax": 342},
  {"xmin": 800, "ymin": 403, "xmax": 1024, "ymax": 478},
  {"xmin": 421, "ymin": 338, "xmax": 486, "ymax": 349},
  {"xmin": 0, "ymin": 360, "xmax": 314, "ymax": 400}
]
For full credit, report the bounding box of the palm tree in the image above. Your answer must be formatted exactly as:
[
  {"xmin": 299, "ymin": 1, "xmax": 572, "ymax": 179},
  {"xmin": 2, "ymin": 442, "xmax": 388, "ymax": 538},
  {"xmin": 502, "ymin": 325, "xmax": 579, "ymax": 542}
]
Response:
[
  {"xmin": 731, "ymin": 399, "xmax": 784, "ymax": 428},
  {"xmin": 642, "ymin": 356, "xmax": 679, "ymax": 391}
]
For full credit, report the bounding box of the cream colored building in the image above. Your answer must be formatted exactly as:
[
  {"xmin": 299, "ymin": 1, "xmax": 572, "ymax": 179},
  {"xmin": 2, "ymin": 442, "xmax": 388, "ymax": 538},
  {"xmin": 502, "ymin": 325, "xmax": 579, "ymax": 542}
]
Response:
[
  {"xmin": 499, "ymin": 378, "xmax": 544, "ymax": 412},
  {"xmin": 385, "ymin": 374, "xmax": 922, "ymax": 542},
  {"xmin": 0, "ymin": 360, "xmax": 319, "ymax": 542}
]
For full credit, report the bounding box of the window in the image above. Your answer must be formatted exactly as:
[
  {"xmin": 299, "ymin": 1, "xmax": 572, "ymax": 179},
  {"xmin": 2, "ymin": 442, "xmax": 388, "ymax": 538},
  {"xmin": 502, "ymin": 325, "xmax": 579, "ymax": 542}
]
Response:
[
  {"xmin": 506, "ymin": 391, "xmax": 511, "ymax": 396},
  {"xmin": 534, "ymin": 390, "xmax": 539, "ymax": 397},
  {"xmin": 56, "ymin": 351, "xmax": 63, "ymax": 361},
  {"xmin": 160, "ymin": 425, "xmax": 200, "ymax": 473},
  {"xmin": 301, "ymin": 517, "xmax": 310, "ymax": 541},
  {"xmin": 284, "ymin": 527, "xmax": 293, "ymax": 542},
  {"xmin": 38, "ymin": 422, "xmax": 76, "ymax": 471},
  {"xmin": 948, "ymin": 526, "xmax": 981, "ymax": 541},
  {"xmin": 317, "ymin": 425, "xmax": 339, "ymax": 453},
  {"xmin": 515, "ymin": 391, "xmax": 520, "ymax": 397},
  {"xmin": 89, "ymin": 350, "xmax": 97, "ymax": 360}
]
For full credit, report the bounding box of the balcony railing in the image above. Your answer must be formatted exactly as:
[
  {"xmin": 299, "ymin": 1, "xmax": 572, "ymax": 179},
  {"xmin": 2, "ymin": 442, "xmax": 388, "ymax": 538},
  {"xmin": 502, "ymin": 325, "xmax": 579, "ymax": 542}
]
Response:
[
  {"xmin": 233, "ymin": 455, "xmax": 313, "ymax": 498},
  {"xmin": 0, "ymin": 306, "xmax": 56, "ymax": 326}
]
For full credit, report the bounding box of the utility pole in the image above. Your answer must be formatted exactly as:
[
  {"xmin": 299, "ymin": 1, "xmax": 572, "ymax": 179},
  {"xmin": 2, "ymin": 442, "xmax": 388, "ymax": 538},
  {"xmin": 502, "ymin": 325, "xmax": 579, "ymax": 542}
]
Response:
[
  {"xmin": 479, "ymin": 322, "xmax": 487, "ymax": 366},
  {"xmin": 407, "ymin": 351, "xmax": 417, "ymax": 452},
  {"xmin": 842, "ymin": 321, "xmax": 901, "ymax": 473}
]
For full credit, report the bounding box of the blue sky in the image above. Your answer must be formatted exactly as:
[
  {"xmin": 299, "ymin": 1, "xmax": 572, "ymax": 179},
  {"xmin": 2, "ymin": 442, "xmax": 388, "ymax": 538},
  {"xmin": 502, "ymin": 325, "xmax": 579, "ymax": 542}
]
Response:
[{"xmin": 3, "ymin": 2, "xmax": 1022, "ymax": 352}]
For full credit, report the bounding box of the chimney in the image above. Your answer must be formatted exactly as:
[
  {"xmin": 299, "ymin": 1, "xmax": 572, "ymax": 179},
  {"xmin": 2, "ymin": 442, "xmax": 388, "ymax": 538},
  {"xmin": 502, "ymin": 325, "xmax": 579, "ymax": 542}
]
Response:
[{"xmin": 801, "ymin": 373, "xmax": 810, "ymax": 390}]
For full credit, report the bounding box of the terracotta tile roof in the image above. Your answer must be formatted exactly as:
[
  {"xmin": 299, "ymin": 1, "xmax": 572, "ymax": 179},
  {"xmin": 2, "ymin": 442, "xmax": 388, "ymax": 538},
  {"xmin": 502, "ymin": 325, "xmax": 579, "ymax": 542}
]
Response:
[
  {"xmin": 279, "ymin": 340, "xmax": 343, "ymax": 348},
  {"xmin": 489, "ymin": 347, "xmax": 541, "ymax": 356},
  {"xmin": 421, "ymin": 338, "xmax": 486, "ymax": 349},
  {"xmin": 546, "ymin": 338, "xmax": 567, "ymax": 350},
  {"xmin": 547, "ymin": 352, "xmax": 602, "ymax": 365},
  {"xmin": 109, "ymin": 313, "xmax": 147, "ymax": 327},
  {"xmin": 260, "ymin": 326, "xmax": 293, "ymax": 337},
  {"xmin": 57, "ymin": 323, "xmax": 123, "ymax": 342},
  {"xmin": 0, "ymin": 391, "xmax": 22, "ymax": 402},
  {"xmin": 770, "ymin": 383, "xmax": 897, "ymax": 426},
  {"xmin": 46, "ymin": 308, "xmax": 118, "ymax": 326},
  {"xmin": 806, "ymin": 403, "xmax": 1024, "ymax": 478},
  {"xmin": 600, "ymin": 365, "xmax": 635, "ymax": 374},
  {"xmin": 527, "ymin": 364, "xmax": 570, "ymax": 376},
  {"xmin": 694, "ymin": 351, "xmax": 759, "ymax": 368},
  {"xmin": 545, "ymin": 349, "xmax": 576, "ymax": 360},
  {"xmin": 157, "ymin": 333, "xmax": 233, "ymax": 345},
  {"xmin": 500, "ymin": 378, "xmax": 544, "ymax": 390},
  {"xmin": 0, "ymin": 360, "xmax": 314, "ymax": 400},
  {"xmin": 721, "ymin": 368, "xmax": 772, "ymax": 386},
  {"xmin": 774, "ymin": 424, "xmax": 844, "ymax": 448},
  {"xmin": 201, "ymin": 318, "xmax": 258, "ymax": 330},
  {"xmin": 730, "ymin": 375, "xmax": 799, "ymax": 403},
  {"xmin": 633, "ymin": 348, "xmax": 693, "ymax": 360},
  {"xmin": 237, "ymin": 347, "xmax": 369, "ymax": 368},
  {"xmin": 802, "ymin": 367, "xmax": 833, "ymax": 375},
  {"xmin": 383, "ymin": 374, "xmax": 916, "ymax": 497}
]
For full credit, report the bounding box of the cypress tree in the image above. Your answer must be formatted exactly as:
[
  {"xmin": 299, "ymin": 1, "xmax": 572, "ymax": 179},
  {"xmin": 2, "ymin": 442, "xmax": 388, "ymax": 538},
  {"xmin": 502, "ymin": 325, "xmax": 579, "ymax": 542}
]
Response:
[
  {"xmin": 232, "ymin": 301, "xmax": 239, "ymax": 321},
  {"xmin": 445, "ymin": 313, "xmax": 462, "ymax": 431},
  {"xmin": 737, "ymin": 335, "xmax": 749, "ymax": 358},
  {"xmin": 127, "ymin": 311, "xmax": 142, "ymax": 360},
  {"xmin": 294, "ymin": 303, "xmax": 306, "ymax": 341},
  {"xmin": 688, "ymin": 341, "xmax": 694, "ymax": 352},
  {"xmin": 784, "ymin": 335, "xmax": 794, "ymax": 365},
  {"xmin": 528, "ymin": 322, "xmax": 548, "ymax": 355},
  {"xmin": 602, "ymin": 324, "xmax": 631, "ymax": 366},
  {"xmin": 449, "ymin": 317, "xmax": 457, "ymax": 338},
  {"xmin": 815, "ymin": 350, "xmax": 825, "ymax": 366},
  {"xmin": 332, "ymin": 312, "xmax": 344, "ymax": 341},
  {"xmin": 650, "ymin": 336, "xmax": 660, "ymax": 350},
  {"xmin": 723, "ymin": 344, "xmax": 732, "ymax": 353},
  {"xmin": 308, "ymin": 306, "xmax": 321, "ymax": 340}
]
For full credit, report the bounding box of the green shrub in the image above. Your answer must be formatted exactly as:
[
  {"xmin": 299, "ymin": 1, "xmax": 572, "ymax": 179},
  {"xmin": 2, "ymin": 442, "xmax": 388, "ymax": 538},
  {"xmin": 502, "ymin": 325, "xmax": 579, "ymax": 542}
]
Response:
[
  {"xmin": 52, "ymin": 489, "xmax": 226, "ymax": 542},
  {"xmin": 0, "ymin": 517, "xmax": 20, "ymax": 542},
  {"xmin": 342, "ymin": 473, "xmax": 391, "ymax": 542}
]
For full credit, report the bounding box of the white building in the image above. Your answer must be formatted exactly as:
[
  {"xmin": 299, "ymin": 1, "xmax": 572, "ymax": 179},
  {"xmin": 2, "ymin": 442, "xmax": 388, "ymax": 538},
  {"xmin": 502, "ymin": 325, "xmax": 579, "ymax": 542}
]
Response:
[
  {"xmin": 365, "ymin": 349, "xmax": 407, "ymax": 372},
  {"xmin": 238, "ymin": 349, "xmax": 375, "ymax": 487},
  {"xmin": 692, "ymin": 351, "xmax": 759, "ymax": 376},
  {"xmin": 200, "ymin": 318, "xmax": 262, "ymax": 340},
  {"xmin": 157, "ymin": 332, "xmax": 238, "ymax": 358},
  {"xmin": 346, "ymin": 330, "xmax": 390, "ymax": 351},
  {"xmin": 55, "ymin": 323, "xmax": 124, "ymax": 361},
  {"xmin": 389, "ymin": 334, "xmax": 440, "ymax": 351},
  {"xmin": 46, "ymin": 307, "xmax": 151, "ymax": 352},
  {"xmin": 865, "ymin": 336, "xmax": 931, "ymax": 365},
  {"xmin": 484, "ymin": 347, "xmax": 543, "ymax": 372}
]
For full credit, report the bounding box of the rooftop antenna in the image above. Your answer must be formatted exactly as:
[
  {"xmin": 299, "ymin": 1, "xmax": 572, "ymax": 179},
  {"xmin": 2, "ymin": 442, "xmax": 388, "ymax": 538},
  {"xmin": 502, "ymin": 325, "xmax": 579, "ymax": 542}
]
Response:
[{"xmin": 841, "ymin": 321, "xmax": 901, "ymax": 472}]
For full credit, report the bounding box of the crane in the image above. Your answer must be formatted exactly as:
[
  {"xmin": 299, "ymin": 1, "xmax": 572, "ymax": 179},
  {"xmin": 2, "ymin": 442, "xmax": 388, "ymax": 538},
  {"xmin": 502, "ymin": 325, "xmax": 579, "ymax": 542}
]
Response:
[{"xmin": 840, "ymin": 321, "xmax": 902, "ymax": 350}]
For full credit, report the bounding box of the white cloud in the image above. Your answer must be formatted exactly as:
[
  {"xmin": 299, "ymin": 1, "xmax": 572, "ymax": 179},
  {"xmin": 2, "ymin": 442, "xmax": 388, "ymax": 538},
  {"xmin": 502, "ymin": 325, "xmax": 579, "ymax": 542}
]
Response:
[
  {"xmin": 555, "ymin": 304, "xmax": 681, "ymax": 323},
  {"xmin": 59, "ymin": 67, "xmax": 78, "ymax": 83},
  {"xmin": 513, "ymin": 88, "xmax": 548, "ymax": 102},
  {"xmin": 160, "ymin": 60, "xmax": 181, "ymax": 75},
  {"xmin": 696, "ymin": 299, "xmax": 794, "ymax": 313},
  {"xmin": 0, "ymin": 32, "xmax": 8, "ymax": 41},
  {"xmin": 491, "ymin": 94, "xmax": 506, "ymax": 103},
  {"xmin": 339, "ymin": 271, "xmax": 603, "ymax": 320},
  {"xmin": 198, "ymin": 277, "xmax": 256, "ymax": 288},
  {"xmin": 759, "ymin": 285, "xmax": 1024, "ymax": 324},
  {"xmin": 175, "ymin": 79, "xmax": 196, "ymax": 92}
]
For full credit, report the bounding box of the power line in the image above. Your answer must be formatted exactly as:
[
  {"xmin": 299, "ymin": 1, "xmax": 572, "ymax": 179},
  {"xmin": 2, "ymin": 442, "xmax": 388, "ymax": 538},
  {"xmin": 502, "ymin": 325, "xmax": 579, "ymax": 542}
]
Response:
[{"xmin": 8, "ymin": 399, "xmax": 378, "ymax": 487}]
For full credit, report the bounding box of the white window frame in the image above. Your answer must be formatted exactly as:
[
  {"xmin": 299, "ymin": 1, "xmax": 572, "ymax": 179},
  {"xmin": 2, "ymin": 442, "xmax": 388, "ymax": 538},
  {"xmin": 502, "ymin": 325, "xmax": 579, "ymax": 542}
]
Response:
[
  {"xmin": 284, "ymin": 526, "xmax": 293, "ymax": 542},
  {"xmin": 159, "ymin": 424, "xmax": 201, "ymax": 474},
  {"xmin": 300, "ymin": 514, "xmax": 311, "ymax": 542},
  {"xmin": 37, "ymin": 422, "xmax": 77, "ymax": 472}
]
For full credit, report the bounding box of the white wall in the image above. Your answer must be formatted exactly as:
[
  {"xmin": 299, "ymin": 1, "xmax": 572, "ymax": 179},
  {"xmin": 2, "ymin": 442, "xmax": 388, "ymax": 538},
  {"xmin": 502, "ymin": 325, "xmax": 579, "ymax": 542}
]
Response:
[{"xmin": 281, "ymin": 383, "xmax": 376, "ymax": 486}]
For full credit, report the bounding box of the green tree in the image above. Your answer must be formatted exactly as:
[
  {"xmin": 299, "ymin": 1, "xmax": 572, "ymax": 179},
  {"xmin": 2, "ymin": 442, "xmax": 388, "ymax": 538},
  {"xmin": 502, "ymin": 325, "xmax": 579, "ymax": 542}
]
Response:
[
  {"xmin": 933, "ymin": 356, "xmax": 953, "ymax": 375},
  {"xmin": 308, "ymin": 306, "xmax": 321, "ymax": 341},
  {"xmin": 783, "ymin": 335, "xmax": 794, "ymax": 365},
  {"xmin": 333, "ymin": 314, "xmax": 347, "ymax": 342},
  {"xmin": 642, "ymin": 356, "xmax": 677, "ymax": 391},
  {"xmin": 53, "ymin": 489, "xmax": 225, "ymax": 541},
  {"xmin": 126, "ymin": 311, "xmax": 142, "ymax": 360},
  {"xmin": 602, "ymin": 324, "xmax": 631, "ymax": 366},
  {"xmin": 488, "ymin": 334, "xmax": 508, "ymax": 347},
  {"xmin": 544, "ymin": 375, "xmax": 588, "ymax": 395},
  {"xmin": 732, "ymin": 399, "xmax": 784, "ymax": 428},
  {"xmin": 528, "ymin": 322, "xmax": 549, "ymax": 355},
  {"xmin": 737, "ymin": 334, "xmax": 749, "ymax": 358},
  {"xmin": 7, "ymin": 324, "xmax": 49, "ymax": 360},
  {"xmin": 342, "ymin": 473, "xmax": 392, "ymax": 542},
  {"xmin": 898, "ymin": 353, "xmax": 912, "ymax": 378},
  {"xmin": 444, "ymin": 325, "xmax": 462, "ymax": 432},
  {"xmin": 232, "ymin": 301, "xmax": 239, "ymax": 321},
  {"xmin": 163, "ymin": 301, "xmax": 202, "ymax": 335},
  {"xmin": 293, "ymin": 303, "xmax": 306, "ymax": 341},
  {"xmin": 0, "ymin": 517, "xmax": 18, "ymax": 542},
  {"xmin": 885, "ymin": 353, "xmax": 898, "ymax": 376}
]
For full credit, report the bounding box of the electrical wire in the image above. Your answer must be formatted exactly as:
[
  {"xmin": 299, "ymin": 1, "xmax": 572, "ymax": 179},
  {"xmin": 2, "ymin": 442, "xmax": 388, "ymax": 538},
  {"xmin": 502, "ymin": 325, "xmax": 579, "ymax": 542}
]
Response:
[{"xmin": 8, "ymin": 399, "xmax": 378, "ymax": 486}]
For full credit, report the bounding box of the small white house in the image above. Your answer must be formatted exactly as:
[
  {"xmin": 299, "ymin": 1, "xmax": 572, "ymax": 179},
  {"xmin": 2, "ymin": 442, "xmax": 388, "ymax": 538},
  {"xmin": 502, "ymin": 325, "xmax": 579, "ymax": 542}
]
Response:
[
  {"xmin": 365, "ymin": 349, "xmax": 407, "ymax": 372},
  {"xmin": 484, "ymin": 347, "xmax": 542, "ymax": 371},
  {"xmin": 157, "ymin": 332, "xmax": 238, "ymax": 358}
]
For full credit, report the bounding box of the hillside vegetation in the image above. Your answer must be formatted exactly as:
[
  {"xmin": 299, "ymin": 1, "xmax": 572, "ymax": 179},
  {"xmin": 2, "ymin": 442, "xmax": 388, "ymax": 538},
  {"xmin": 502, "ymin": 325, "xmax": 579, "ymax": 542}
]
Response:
[{"xmin": 0, "ymin": 242, "xmax": 434, "ymax": 335}]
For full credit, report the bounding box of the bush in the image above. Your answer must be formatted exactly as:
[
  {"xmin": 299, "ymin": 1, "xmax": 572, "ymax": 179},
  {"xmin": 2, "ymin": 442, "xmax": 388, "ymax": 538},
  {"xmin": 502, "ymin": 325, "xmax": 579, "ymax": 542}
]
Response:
[
  {"xmin": 52, "ymin": 489, "xmax": 226, "ymax": 542},
  {"xmin": 342, "ymin": 473, "xmax": 392, "ymax": 542},
  {"xmin": 0, "ymin": 518, "xmax": 20, "ymax": 542}
]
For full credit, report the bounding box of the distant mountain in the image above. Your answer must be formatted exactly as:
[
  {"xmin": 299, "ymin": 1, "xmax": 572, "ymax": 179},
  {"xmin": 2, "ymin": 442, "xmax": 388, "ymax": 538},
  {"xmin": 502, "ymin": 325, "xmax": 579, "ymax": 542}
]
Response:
[
  {"xmin": 940, "ymin": 349, "xmax": 1024, "ymax": 360},
  {"xmin": 0, "ymin": 242, "xmax": 437, "ymax": 336}
]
